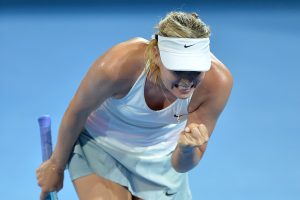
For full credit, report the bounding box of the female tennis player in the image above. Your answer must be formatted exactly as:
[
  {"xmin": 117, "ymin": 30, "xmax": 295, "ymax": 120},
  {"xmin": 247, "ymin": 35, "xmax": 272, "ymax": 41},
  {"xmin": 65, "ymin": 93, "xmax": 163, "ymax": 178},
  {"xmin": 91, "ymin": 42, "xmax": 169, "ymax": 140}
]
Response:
[{"xmin": 36, "ymin": 11, "xmax": 233, "ymax": 200}]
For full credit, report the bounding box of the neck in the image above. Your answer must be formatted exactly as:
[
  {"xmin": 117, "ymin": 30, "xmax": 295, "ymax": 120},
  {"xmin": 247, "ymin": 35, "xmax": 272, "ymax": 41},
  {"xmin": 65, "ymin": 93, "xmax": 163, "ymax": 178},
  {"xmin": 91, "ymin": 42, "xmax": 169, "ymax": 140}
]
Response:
[
  {"xmin": 144, "ymin": 73, "xmax": 171, "ymax": 110},
  {"xmin": 158, "ymin": 78, "xmax": 177, "ymax": 103}
]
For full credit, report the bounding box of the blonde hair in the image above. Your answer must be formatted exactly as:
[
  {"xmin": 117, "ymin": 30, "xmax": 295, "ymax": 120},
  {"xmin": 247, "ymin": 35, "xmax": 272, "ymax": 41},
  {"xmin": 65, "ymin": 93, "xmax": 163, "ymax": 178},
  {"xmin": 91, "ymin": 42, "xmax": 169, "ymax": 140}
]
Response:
[{"xmin": 144, "ymin": 11, "xmax": 211, "ymax": 84}]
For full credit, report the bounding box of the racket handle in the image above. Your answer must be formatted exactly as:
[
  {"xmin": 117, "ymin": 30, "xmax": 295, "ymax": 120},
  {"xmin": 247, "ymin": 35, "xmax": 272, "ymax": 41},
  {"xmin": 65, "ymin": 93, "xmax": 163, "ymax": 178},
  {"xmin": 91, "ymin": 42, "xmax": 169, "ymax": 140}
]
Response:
[
  {"xmin": 46, "ymin": 192, "xmax": 58, "ymax": 200},
  {"xmin": 38, "ymin": 115, "xmax": 53, "ymax": 161},
  {"xmin": 38, "ymin": 115, "xmax": 59, "ymax": 200}
]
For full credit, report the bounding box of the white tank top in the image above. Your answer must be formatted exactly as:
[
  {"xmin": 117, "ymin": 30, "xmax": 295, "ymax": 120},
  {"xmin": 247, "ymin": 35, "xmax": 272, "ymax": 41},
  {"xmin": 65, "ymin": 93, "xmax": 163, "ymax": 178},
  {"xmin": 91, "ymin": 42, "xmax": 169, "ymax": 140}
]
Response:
[{"xmin": 84, "ymin": 68, "xmax": 192, "ymax": 156}]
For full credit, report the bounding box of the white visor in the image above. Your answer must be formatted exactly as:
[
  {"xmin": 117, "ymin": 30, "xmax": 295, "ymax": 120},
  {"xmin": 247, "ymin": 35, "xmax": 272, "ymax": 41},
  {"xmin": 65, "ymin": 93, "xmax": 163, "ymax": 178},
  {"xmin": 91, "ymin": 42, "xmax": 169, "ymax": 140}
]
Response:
[{"xmin": 157, "ymin": 35, "xmax": 211, "ymax": 71}]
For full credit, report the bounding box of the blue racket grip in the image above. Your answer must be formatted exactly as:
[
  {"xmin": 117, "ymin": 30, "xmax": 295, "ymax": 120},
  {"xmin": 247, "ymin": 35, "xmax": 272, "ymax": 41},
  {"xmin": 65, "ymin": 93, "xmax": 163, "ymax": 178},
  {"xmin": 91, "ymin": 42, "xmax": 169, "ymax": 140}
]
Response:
[
  {"xmin": 45, "ymin": 192, "xmax": 58, "ymax": 200},
  {"xmin": 38, "ymin": 115, "xmax": 59, "ymax": 200}
]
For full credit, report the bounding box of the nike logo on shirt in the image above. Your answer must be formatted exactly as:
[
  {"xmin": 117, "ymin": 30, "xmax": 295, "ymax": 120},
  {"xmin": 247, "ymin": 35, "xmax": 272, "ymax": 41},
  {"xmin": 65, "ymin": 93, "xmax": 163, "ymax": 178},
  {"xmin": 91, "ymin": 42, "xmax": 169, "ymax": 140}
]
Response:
[{"xmin": 165, "ymin": 191, "xmax": 177, "ymax": 196}]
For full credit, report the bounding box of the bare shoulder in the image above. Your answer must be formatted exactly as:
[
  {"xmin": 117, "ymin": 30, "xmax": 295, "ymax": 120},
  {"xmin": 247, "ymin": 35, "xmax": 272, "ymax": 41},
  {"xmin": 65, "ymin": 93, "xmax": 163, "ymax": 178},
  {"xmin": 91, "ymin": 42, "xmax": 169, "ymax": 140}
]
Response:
[
  {"xmin": 207, "ymin": 53, "xmax": 233, "ymax": 93},
  {"xmin": 92, "ymin": 37, "xmax": 149, "ymax": 97},
  {"xmin": 188, "ymin": 53, "xmax": 233, "ymax": 114}
]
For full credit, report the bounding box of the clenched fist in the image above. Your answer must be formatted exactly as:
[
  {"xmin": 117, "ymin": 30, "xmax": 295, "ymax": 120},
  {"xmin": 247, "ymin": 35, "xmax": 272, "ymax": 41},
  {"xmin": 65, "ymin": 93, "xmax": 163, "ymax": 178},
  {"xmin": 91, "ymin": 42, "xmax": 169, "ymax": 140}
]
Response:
[{"xmin": 178, "ymin": 123, "xmax": 209, "ymax": 150}]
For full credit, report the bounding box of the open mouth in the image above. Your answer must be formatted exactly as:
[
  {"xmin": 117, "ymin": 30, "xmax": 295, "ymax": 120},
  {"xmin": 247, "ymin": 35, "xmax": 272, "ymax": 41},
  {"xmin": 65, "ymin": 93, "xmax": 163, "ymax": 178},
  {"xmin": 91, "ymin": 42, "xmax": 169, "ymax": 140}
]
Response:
[{"xmin": 178, "ymin": 85, "xmax": 192, "ymax": 93}]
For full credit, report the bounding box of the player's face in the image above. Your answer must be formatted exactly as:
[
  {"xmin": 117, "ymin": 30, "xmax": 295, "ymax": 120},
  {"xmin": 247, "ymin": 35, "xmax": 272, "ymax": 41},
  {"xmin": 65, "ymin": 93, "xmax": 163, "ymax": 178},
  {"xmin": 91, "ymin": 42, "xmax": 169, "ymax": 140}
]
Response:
[
  {"xmin": 159, "ymin": 64, "xmax": 205, "ymax": 99},
  {"xmin": 154, "ymin": 46, "xmax": 205, "ymax": 99}
]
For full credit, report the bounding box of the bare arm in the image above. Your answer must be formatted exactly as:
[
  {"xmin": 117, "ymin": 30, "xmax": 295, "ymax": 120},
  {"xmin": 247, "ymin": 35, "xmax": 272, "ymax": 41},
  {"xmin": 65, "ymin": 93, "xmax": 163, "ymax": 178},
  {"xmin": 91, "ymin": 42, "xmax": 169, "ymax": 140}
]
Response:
[
  {"xmin": 171, "ymin": 59, "xmax": 233, "ymax": 173},
  {"xmin": 51, "ymin": 56, "xmax": 119, "ymax": 169},
  {"xmin": 35, "ymin": 40, "xmax": 142, "ymax": 199},
  {"xmin": 51, "ymin": 38, "xmax": 147, "ymax": 168}
]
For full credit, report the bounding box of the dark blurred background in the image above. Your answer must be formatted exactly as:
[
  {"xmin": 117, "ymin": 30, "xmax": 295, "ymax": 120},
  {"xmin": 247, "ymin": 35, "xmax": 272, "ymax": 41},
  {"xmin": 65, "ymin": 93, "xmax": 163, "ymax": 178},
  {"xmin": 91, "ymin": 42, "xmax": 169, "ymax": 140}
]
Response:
[{"xmin": 1, "ymin": 0, "xmax": 300, "ymax": 7}]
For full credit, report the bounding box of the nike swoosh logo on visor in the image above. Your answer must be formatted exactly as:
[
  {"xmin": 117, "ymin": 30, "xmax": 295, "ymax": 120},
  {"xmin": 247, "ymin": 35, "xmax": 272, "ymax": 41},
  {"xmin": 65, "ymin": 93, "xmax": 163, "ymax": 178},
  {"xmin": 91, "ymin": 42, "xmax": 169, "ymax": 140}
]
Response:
[{"xmin": 184, "ymin": 44, "xmax": 196, "ymax": 48}]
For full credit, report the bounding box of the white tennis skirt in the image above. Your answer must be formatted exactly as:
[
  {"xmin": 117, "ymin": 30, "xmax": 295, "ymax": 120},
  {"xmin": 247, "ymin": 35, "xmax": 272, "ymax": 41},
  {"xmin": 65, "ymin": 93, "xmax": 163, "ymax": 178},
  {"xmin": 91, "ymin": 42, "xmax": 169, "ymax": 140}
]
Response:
[{"xmin": 68, "ymin": 129, "xmax": 192, "ymax": 200}]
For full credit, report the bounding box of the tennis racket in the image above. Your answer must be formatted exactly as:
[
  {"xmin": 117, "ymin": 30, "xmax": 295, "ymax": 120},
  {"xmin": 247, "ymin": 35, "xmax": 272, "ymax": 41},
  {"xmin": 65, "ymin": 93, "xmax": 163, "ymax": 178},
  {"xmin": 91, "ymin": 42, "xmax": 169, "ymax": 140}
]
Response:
[{"xmin": 38, "ymin": 115, "xmax": 59, "ymax": 200}]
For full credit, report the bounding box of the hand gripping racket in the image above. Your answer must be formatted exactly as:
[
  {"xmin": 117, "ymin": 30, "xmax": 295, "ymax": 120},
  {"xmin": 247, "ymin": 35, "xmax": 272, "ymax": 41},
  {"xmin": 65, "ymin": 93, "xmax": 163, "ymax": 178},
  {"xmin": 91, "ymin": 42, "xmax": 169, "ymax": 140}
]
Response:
[{"xmin": 38, "ymin": 115, "xmax": 59, "ymax": 200}]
